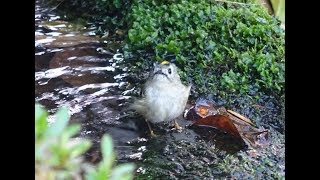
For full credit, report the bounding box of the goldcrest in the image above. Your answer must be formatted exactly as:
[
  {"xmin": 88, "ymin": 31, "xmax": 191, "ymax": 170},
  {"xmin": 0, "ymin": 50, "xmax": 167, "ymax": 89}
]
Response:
[{"xmin": 131, "ymin": 61, "xmax": 191, "ymax": 136}]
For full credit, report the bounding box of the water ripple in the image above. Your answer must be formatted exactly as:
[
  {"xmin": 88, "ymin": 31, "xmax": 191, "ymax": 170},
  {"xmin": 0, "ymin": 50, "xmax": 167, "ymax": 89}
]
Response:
[
  {"xmin": 58, "ymin": 82, "xmax": 119, "ymax": 95},
  {"xmin": 35, "ymin": 66, "xmax": 71, "ymax": 80}
]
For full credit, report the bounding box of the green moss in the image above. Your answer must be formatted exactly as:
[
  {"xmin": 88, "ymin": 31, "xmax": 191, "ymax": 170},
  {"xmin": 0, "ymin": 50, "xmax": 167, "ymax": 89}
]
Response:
[{"xmin": 125, "ymin": 0, "xmax": 285, "ymax": 98}]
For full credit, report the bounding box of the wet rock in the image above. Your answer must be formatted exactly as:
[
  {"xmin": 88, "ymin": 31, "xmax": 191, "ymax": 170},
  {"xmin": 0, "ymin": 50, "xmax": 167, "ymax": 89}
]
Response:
[
  {"xmin": 202, "ymin": 157, "xmax": 210, "ymax": 164},
  {"xmin": 137, "ymin": 146, "xmax": 146, "ymax": 152},
  {"xmin": 163, "ymin": 144, "xmax": 170, "ymax": 155},
  {"xmin": 136, "ymin": 167, "xmax": 146, "ymax": 174},
  {"xmin": 126, "ymin": 137, "xmax": 148, "ymax": 145},
  {"xmin": 173, "ymin": 162, "xmax": 185, "ymax": 174},
  {"xmin": 127, "ymin": 152, "xmax": 143, "ymax": 160}
]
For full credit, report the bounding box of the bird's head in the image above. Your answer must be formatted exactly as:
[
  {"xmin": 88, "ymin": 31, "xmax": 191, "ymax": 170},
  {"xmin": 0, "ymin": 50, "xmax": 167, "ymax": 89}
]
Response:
[{"xmin": 151, "ymin": 61, "xmax": 181, "ymax": 83}]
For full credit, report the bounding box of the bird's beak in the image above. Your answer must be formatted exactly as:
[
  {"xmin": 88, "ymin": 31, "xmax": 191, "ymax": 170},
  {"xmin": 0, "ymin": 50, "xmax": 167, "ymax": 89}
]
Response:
[
  {"xmin": 154, "ymin": 70, "xmax": 164, "ymax": 75},
  {"xmin": 153, "ymin": 70, "xmax": 170, "ymax": 80}
]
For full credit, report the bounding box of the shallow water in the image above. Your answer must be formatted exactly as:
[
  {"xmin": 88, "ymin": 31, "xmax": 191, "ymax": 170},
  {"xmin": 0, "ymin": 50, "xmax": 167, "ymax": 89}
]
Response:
[{"xmin": 35, "ymin": 2, "xmax": 144, "ymax": 162}]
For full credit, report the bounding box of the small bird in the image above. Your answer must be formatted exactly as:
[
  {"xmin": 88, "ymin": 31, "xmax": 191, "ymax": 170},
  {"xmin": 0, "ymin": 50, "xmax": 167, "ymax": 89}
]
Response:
[{"xmin": 131, "ymin": 61, "xmax": 191, "ymax": 136}]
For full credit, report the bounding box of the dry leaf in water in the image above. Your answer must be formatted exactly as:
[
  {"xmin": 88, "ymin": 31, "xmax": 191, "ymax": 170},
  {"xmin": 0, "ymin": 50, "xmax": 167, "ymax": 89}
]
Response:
[
  {"xmin": 185, "ymin": 98, "xmax": 269, "ymax": 149},
  {"xmin": 184, "ymin": 98, "xmax": 219, "ymax": 121},
  {"xmin": 192, "ymin": 115, "xmax": 243, "ymax": 140}
]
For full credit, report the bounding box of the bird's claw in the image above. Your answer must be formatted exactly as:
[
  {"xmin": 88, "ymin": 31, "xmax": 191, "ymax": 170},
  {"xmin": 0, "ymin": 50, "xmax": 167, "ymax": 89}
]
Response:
[{"xmin": 150, "ymin": 130, "xmax": 158, "ymax": 137}]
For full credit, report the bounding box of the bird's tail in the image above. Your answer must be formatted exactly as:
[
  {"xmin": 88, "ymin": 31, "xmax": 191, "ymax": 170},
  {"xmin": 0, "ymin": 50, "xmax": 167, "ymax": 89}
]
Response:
[{"xmin": 128, "ymin": 98, "xmax": 147, "ymax": 115}]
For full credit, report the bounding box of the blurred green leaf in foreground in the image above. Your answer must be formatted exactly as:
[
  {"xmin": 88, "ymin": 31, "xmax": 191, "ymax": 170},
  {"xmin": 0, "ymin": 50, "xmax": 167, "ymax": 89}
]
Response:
[{"xmin": 35, "ymin": 104, "xmax": 135, "ymax": 180}]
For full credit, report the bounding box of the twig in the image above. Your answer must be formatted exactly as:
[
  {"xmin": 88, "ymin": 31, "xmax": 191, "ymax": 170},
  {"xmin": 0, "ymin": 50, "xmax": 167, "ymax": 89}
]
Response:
[
  {"xmin": 48, "ymin": 0, "xmax": 66, "ymax": 12},
  {"xmin": 214, "ymin": 0, "xmax": 258, "ymax": 6}
]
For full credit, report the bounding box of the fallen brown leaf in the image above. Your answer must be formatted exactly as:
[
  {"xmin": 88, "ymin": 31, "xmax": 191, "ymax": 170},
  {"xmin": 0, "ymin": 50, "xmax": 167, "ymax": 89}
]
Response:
[
  {"xmin": 227, "ymin": 109, "xmax": 255, "ymax": 127},
  {"xmin": 192, "ymin": 115, "xmax": 243, "ymax": 140},
  {"xmin": 185, "ymin": 98, "xmax": 269, "ymax": 149},
  {"xmin": 184, "ymin": 105, "xmax": 202, "ymax": 121}
]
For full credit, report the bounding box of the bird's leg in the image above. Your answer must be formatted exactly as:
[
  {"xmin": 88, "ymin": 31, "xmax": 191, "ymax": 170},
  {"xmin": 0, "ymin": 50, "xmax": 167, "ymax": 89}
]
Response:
[
  {"xmin": 174, "ymin": 119, "xmax": 183, "ymax": 130},
  {"xmin": 146, "ymin": 119, "xmax": 157, "ymax": 137}
]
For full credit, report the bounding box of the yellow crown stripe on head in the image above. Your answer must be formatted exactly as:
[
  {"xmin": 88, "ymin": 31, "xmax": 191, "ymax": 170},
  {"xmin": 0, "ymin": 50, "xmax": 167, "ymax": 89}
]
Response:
[{"xmin": 161, "ymin": 61, "xmax": 170, "ymax": 65}]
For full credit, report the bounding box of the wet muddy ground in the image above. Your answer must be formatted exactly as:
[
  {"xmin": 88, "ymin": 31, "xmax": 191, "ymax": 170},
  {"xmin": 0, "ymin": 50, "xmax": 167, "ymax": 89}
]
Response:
[{"xmin": 35, "ymin": 2, "xmax": 285, "ymax": 179}]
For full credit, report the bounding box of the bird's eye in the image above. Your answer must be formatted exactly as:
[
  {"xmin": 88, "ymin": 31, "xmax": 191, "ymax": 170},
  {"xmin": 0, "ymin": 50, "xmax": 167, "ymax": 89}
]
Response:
[{"xmin": 168, "ymin": 68, "xmax": 172, "ymax": 74}]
